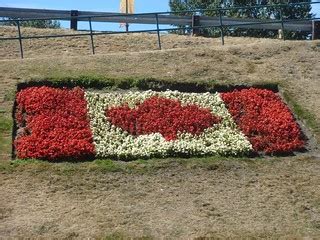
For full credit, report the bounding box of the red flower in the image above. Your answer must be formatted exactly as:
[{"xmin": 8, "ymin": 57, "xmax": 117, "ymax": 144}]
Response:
[
  {"xmin": 221, "ymin": 88, "xmax": 305, "ymax": 154},
  {"xmin": 106, "ymin": 96, "xmax": 221, "ymax": 141},
  {"xmin": 14, "ymin": 87, "xmax": 95, "ymax": 160}
]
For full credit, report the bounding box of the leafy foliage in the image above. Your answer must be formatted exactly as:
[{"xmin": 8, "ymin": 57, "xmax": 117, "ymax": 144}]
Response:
[
  {"xmin": 1, "ymin": 18, "xmax": 60, "ymax": 29},
  {"xmin": 169, "ymin": 0, "xmax": 313, "ymax": 39}
]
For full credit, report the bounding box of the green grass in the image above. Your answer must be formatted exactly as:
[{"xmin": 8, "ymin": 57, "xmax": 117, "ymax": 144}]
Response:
[
  {"xmin": 282, "ymin": 91, "xmax": 320, "ymax": 142},
  {"xmin": 0, "ymin": 114, "xmax": 12, "ymax": 158},
  {"xmin": 3, "ymin": 89, "xmax": 16, "ymax": 102},
  {"xmin": 91, "ymin": 159, "xmax": 124, "ymax": 172},
  {"xmin": 0, "ymin": 154, "xmax": 274, "ymax": 175},
  {"xmin": 103, "ymin": 232, "xmax": 153, "ymax": 240},
  {"xmin": 0, "ymin": 114, "xmax": 12, "ymax": 132}
]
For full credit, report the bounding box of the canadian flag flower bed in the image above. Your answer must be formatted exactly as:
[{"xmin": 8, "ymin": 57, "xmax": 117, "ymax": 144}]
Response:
[{"xmin": 13, "ymin": 86, "xmax": 305, "ymax": 160}]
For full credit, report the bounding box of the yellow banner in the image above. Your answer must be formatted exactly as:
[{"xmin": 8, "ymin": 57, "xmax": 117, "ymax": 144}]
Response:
[{"xmin": 120, "ymin": 0, "xmax": 135, "ymax": 14}]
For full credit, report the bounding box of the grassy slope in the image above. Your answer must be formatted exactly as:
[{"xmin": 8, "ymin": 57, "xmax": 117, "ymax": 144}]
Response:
[{"xmin": 1, "ymin": 27, "xmax": 320, "ymax": 238}]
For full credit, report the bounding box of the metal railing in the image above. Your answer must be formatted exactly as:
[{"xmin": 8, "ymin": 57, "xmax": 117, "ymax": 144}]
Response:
[{"xmin": 0, "ymin": 1, "xmax": 319, "ymax": 59}]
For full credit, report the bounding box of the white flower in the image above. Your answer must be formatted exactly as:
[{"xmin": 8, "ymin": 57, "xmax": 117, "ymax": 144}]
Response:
[{"xmin": 85, "ymin": 90, "xmax": 253, "ymax": 159}]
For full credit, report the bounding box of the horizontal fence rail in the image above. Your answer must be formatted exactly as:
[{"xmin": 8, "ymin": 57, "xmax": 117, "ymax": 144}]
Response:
[
  {"xmin": 0, "ymin": 2, "xmax": 319, "ymax": 59},
  {"xmin": 0, "ymin": 4, "xmax": 318, "ymax": 30}
]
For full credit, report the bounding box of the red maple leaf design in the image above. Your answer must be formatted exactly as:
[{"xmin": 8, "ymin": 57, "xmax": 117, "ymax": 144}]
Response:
[{"xmin": 106, "ymin": 96, "xmax": 221, "ymax": 141}]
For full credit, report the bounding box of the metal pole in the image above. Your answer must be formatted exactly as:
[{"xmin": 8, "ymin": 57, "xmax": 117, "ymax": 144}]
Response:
[
  {"xmin": 70, "ymin": 10, "xmax": 78, "ymax": 30},
  {"xmin": 155, "ymin": 13, "xmax": 162, "ymax": 50},
  {"xmin": 16, "ymin": 20, "xmax": 24, "ymax": 59},
  {"xmin": 89, "ymin": 17, "xmax": 95, "ymax": 54},
  {"xmin": 279, "ymin": 7, "xmax": 285, "ymax": 41},
  {"xmin": 312, "ymin": 20, "xmax": 320, "ymax": 40},
  {"xmin": 219, "ymin": 9, "xmax": 225, "ymax": 46},
  {"xmin": 125, "ymin": 0, "xmax": 129, "ymax": 32},
  {"xmin": 192, "ymin": 15, "xmax": 201, "ymax": 36}
]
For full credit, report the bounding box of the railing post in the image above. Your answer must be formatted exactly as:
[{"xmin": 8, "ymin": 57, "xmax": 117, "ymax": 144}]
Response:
[
  {"xmin": 88, "ymin": 17, "xmax": 95, "ymax": 55},
  {"xmin": 70, "ymin": 10, "xmax": 78, "ymax": 30},
  {"xmin": 192, "ymin": 15, "xmax": 201, "ymax": 36},
  {"xmin": 155, "ymin": 13, "xmax": 162, "ymax": 50},
  {"xmin": 125, "ymin": 0, "xmax": 129, "ymax": 32},
  {"xmin": 312, "ymin": 20, "xmax": 320, "ymax": 40},
  {"xmin": 218, "ymin": 9, "xmax": 225, "ymax": 46},
  {"xmin": 279, "ymin": 7, "xmax": 285, "ymax": 41},
  {"xmin": 16, "ymin": 20, "xmax": 24, "ymax": 59}
]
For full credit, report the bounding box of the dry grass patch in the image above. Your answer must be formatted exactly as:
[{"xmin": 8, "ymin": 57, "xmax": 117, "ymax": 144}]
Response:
[
  {"xmin": 0, "ymin": 26, "xmax": 320, "ymax": 238},
  {"xmin": 0, "ymin": 26, "xmax": 284, "ymax": 59},
  {"xmin": 1, "ymin": 156, "xmax": 320, "ymax": 238}
]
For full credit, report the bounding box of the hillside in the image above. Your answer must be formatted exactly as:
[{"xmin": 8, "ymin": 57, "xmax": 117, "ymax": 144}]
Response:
[
  {"xmin": 1, "ymin": 26, "xmax": 320, "ymax": 239},
  {"xmin": 0, "ymin": 26, "xmax": 280, "ymax": 59}
]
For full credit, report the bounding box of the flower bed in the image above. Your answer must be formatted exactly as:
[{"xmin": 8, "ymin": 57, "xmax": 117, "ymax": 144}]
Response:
[
  {"xmin": 221, "ymin": 88, "xmax": 305, "ymax": 154},
  {"xmin": 14, "ymin": 87, "xmax": 95, "ymax": 160},
  {"xmin": 13, "ymin": 86, "xmax": 306, "ymax": 160}
]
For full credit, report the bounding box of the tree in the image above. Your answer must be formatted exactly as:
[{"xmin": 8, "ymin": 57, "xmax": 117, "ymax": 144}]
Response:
[
  {"xmin": 1, "ymin": 19, "xmax": 60, "ymax": 29},
  {"xmin": 169, "ymin": 0, "xmax": 313, "ymax": 39}
]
